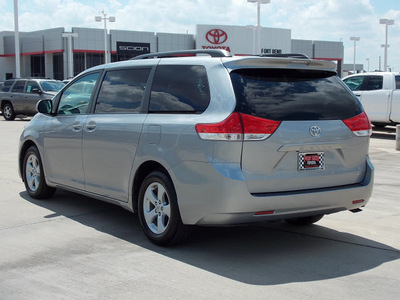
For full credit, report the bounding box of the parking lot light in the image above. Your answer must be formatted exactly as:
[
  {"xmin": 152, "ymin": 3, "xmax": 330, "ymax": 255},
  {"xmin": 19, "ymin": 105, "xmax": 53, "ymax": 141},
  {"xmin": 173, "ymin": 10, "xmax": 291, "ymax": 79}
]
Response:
[
  {"xmin": 379, "ymin": 19, "xmax": 394, "ymax": 72},
  {"xmin": 350, "ymin": 36, "xmax": 360, "ymax": 74},
  {"xmin": 95, "ymin": 10, "xmax": 116, "ymax": 64},
  {"xmin": 248, "ymin": 0, "xmax": 270, "ymax": 55}
]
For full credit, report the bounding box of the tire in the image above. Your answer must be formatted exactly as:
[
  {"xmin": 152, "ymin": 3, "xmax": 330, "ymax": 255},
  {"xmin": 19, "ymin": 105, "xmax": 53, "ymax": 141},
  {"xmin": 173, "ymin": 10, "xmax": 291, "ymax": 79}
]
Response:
[
  {"xmin": 22, "ymin": 146, "xmax": 56, "ymax": 199},
  {"xmin": 285, "ymin": 214, "xmax": 324, "ymax": 225},
  {"xmin": 2, "ymin": 103, "xmax": 16, "ymax": 121},
  {"xmin": 138, "ymin": 171, "xmax": 192, "ymax": 246}
]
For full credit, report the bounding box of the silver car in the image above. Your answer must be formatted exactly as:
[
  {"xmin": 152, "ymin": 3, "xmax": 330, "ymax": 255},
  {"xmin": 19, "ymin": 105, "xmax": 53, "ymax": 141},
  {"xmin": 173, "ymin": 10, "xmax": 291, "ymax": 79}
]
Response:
[{"xmin": 19, "ymin": 50, "xmax": 374, "ymax": 245}]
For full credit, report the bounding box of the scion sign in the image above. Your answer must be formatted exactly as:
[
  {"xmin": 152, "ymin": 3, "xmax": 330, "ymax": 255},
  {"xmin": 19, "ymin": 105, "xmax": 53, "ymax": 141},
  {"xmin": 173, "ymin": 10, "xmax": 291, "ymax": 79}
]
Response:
[{"xmin": 117, "ymin": 42, "xmax": 150, "ymax": 56}]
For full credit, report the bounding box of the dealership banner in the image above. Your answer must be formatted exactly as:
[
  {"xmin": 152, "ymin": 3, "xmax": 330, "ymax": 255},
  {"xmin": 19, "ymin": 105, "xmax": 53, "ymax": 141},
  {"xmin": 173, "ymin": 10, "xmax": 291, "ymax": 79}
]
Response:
[
  {"xmin": 196, "ymin": 24, "xmax": 291, "ymax": 56},
  {"xmin": 116, "ymin": 42, "xmax": 150, "ymax": 56}
]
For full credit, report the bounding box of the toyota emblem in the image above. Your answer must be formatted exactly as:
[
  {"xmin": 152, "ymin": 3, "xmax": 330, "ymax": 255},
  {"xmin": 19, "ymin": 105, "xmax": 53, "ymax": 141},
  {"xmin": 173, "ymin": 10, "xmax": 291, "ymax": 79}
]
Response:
[
  {"xmin": 309, "ymin": 126, "xmax": 321, "ymax": 137},
  {"xmin": 206, "ymin": 29, "xmax": 228, "ymax": 45}
]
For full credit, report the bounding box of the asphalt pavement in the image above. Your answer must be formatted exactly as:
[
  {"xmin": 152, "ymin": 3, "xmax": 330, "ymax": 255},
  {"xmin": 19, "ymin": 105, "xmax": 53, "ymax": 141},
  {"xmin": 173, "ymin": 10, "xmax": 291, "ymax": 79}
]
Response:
[{"xmin": 0, "ymin": 116, "xmax": 399, "ymax": 300}]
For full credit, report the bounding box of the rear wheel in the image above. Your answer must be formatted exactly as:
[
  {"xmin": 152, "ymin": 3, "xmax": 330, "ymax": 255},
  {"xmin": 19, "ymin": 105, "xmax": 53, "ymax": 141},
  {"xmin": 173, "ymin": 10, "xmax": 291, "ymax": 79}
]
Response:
[
  {"xmin": 3, "ymin": 103, "xmax": 16, "ymax": 121},
  {"xmin": 23, "ymin": 146, "xmax": 56, "ymax": 199},
  {"xmin": 138, "ymin": 171, "xmax": 191, "ymax": 246},
  {"xmin": 285, "ymin": 214, "xmax": 324, "ymax": 225}
]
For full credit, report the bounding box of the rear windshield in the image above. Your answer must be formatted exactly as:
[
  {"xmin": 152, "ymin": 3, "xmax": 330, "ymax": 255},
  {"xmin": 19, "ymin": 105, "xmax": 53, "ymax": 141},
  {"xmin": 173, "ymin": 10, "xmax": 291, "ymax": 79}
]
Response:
[{"xmin": 231, "ymin": 69, "xmax": 363, "ymax": 121}]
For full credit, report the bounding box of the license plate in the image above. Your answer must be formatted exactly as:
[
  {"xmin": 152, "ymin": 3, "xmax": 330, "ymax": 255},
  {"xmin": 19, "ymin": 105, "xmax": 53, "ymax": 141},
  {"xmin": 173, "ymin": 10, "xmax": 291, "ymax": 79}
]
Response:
[{"xmin": 298, "ymin": 152, "xmax": 325, "ymax": 171}]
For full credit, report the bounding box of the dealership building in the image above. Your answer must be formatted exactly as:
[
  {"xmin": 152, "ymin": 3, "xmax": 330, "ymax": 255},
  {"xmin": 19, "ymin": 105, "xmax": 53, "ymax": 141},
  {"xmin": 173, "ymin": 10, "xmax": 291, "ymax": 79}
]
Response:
[{"xmin": 0, "ymin": 24, "xmax": 345, "ymax": 81}]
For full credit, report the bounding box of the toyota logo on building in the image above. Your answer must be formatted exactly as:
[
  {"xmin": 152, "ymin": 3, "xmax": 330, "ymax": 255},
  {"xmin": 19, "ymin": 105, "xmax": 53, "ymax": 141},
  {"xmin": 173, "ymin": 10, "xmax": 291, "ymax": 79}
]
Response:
[{"xmin": 206, "ymin": 29, "xmax": 228, "ymax": 45}]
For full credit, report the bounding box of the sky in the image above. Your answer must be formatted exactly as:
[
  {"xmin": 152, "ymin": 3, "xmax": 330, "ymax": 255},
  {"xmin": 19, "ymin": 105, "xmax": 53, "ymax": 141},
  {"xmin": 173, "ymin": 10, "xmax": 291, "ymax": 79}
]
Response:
[{"xmin": 1, "ymin": 0, "xmax": 399, "ymax": 72}]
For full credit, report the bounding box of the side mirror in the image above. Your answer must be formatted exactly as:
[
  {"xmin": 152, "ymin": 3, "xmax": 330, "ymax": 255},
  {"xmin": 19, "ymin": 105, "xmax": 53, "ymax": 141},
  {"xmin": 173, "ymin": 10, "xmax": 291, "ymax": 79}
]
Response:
[
  {"xmin": 36, "ymin": 99, "xmax": 53, "ymax": 114},
  {"xmin": 31, "ymin": 88, "xmax": 42, "ymax": 94}
]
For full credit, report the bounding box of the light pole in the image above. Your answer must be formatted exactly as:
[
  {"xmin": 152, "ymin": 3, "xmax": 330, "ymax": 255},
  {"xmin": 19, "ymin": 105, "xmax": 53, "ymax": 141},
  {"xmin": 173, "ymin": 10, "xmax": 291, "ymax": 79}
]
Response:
[
  {"xmin": 62, "ymin": 32, "xmax": 78, "ymax": 79},
  {"xmin": 379, "ymin": 19, "xmax": 394, "ymax": 72},
  {"xmin": 248, "ymin": 0, "xmax": 270, "ymax": 55},
  {"xmin": 246, "ymin": 25, "xmax": 257, "ymax": 54},
  {"xmin": 14, "ymin": 0, "xmax": 20, "ymax": 78},
  {"xmin": 95, "ymin": 10, "xmax": 115, "ymax": 64},
  {"xmin": 350, "ymin": 36, "xmax": 360, "ymax": 74},
  {"xmin": 366, "ymin": 58, "xmax": 369, "ymax": 72}
]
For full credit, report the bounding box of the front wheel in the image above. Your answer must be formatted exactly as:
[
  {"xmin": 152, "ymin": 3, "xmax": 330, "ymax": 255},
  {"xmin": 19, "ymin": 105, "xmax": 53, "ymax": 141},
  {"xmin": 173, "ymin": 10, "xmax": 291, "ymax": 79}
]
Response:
[
  {"xmin": 3, "ymin": 103, "xmax": 16, "ymax": 121},
  {"xmin": 22, "ymin": 146, "xmax": 56, "ymax": 199},
  {"xmin": 285, "ymin": 214, "xmax": 324, "ymax": 225},
  {"xmin": 138, "ymin": 171, "xmax": 191, "ymax": 246}
]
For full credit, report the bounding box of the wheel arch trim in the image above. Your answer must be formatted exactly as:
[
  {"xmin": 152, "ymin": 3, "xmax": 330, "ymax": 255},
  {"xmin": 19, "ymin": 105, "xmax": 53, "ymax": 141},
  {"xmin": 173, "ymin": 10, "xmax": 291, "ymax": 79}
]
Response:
[{"xmin": 130, "ymin": 160, "xmax": 172, "ymax": 212}]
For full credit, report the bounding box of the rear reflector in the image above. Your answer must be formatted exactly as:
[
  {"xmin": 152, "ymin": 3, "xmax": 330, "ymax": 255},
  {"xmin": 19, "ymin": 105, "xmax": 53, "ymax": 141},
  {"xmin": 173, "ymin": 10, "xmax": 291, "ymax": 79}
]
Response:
[
  {"xmin": 343, "ymin": 111, "xmax": 372, "ymax": 136},
  {"xmin": 254, "ymin": 210, "xmax": 275, "ymax": 216},
  {"xmin": 195, "ymin": 112, "xmax": 281, "ymax": 141},
  {"xmin": 352, "ymin": 199, "xmax": 365, "ymax": 205}
]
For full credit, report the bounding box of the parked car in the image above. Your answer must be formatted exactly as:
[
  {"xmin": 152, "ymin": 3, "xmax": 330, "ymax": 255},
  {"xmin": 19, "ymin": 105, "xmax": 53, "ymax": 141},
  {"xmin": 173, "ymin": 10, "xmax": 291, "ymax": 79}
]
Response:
[
  {"xmin": 19, "ymin": 50, "xmax": 374, "ymax": 245},
  {"xmin": 343, "ymin": 72, "xmax": 400, "ymax": 127},
  {"xmin": 0, "ymin": 78, "xmax": 65, "ymax": 120}
]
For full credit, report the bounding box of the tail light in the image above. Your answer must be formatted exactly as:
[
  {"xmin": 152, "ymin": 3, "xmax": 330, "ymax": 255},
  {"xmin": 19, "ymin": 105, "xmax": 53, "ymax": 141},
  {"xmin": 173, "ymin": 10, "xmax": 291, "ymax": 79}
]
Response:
[
  {"xmin": 343, "ymin": 111, "xmax": 372, "ymax": 136},
  {"xmin": 195, "ymin": 112, "xmax": 281, "ymax": 141}
]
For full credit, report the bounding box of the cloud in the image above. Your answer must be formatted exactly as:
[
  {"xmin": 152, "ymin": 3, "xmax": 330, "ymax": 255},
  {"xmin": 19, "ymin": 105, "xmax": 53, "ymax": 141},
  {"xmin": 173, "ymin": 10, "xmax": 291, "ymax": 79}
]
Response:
[{"xmin": 1, "ymin": 0, "xmax": 399, "ymax": 71}]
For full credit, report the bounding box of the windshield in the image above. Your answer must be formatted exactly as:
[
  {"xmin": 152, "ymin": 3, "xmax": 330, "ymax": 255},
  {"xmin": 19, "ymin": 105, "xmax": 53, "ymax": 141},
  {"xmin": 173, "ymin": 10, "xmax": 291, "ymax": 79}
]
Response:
[{"xmin": 40, "ymin": 81, "xmax": 65, "ymax": 92}]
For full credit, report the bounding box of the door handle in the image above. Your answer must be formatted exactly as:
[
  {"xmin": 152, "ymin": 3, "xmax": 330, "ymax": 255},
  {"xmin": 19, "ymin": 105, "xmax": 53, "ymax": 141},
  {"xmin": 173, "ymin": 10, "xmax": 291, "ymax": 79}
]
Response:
[
  {"xmin": 84, "ymin": 121, "xmax": 97, "ymax": 132},
  {"xmin": 72, "ymin": 122, "xmax": 83, "ymax": 132},
  {"xmin": 354, "ymin": 94, "xmax": 361, "ymax": 97}
]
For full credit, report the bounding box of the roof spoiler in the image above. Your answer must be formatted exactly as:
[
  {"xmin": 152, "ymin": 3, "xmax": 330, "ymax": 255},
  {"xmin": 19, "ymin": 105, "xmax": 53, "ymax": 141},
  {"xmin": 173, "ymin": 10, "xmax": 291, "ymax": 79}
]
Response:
[
  {"xmin": 131, "ymin": 49, "xmax": 232, "ymax": 60},
  {"xmin": 259, "ymin": 53, "xmax": 310, "ymax": 59}
]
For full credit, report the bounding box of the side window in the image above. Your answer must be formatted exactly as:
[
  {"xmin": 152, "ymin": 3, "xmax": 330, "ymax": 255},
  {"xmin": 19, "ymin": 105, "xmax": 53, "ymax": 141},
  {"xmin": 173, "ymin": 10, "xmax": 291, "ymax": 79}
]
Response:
[
  {"xmin": 395, "ymin": 76, "xmax": 400, "ymax": 90},
  {"xmin": 2, "ymin": 81, "xmax": 13, "ymax": 92},
  {"xmin": 26, "ymin": 81, "xmax": 40, "ymax": 93},
  {"xmin": 343, "ymin": 76, "xmax": 365, "ymax": 91},
  {"xmin": 57, "ymin": 72, "xmax": 100, "ymax": 115},
  {"xmin": 12, "ymin": 80, "xmax": 26, "ymax": 93},
  {"xmin": 95, "ymin": 68, "xmax": 151, "ymax": 113},
  {"xmin": 149, "ymin": 65, "xmax": 210, "ymax": 113},
  {"xmin": 365, "ymin": 76, "xmax": 383, "ymax": 90}
]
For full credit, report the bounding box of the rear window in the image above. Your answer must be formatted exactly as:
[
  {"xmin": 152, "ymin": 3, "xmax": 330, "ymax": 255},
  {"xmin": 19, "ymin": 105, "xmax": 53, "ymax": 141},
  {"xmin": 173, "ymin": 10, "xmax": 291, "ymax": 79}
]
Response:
[
  {"xmin": 365, "ymin": 76, "xmax": 383, "ymax": 90},
  {"xmin": 231, "ymin": 69, "xmax": 363, "ymax": 121},
  {"xmin": 12, "ymin": 80, "xmax": 25, "ymax": 93},
  {"xmin": 149, "ymin": 65, "xmax": 210, "ymax": 113},
  {"xmin": 1, "ymin": 80, "xmax": 13, "ymax": 92}
]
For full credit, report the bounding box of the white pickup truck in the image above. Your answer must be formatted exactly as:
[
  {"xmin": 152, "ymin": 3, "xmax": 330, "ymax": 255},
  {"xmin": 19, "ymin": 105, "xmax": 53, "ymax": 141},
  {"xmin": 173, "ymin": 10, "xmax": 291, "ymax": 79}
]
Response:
[{"xmin": 343, "ymin": 72, "xmax": 400, "ymax": 127}]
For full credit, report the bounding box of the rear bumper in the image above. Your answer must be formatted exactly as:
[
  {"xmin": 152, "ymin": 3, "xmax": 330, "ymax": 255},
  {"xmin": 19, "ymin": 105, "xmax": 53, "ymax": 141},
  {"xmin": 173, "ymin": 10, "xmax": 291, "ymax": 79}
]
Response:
[{"xmin": 170, "ymin": 156, "xmax": 374, "ymax": 225}]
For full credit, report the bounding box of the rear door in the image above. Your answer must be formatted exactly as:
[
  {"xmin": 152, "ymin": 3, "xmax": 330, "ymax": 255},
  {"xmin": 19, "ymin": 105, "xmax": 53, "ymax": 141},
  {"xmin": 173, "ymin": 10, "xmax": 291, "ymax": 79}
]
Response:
[
  {"xmin": 10, "ymin": 80, "xmax": 26, "ymax": 112},
  {"xmin": 24, "ymin": 81, "xmax": 43, "ymax": 114},
  {"xmin": 230, "ymin": 68, "xmax": 368, "ymax": 194},
  {"xmin": 391, "ymin": 76, "xmax": 400, "ymax": 122}
]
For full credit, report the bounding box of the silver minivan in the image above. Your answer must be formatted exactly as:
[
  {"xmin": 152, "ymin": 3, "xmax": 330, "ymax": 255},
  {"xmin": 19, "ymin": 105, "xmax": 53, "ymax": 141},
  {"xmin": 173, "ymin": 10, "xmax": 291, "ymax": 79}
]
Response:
[{"xmin": 19, "ymin": 50, "xmax": 374, "ymax": 245}]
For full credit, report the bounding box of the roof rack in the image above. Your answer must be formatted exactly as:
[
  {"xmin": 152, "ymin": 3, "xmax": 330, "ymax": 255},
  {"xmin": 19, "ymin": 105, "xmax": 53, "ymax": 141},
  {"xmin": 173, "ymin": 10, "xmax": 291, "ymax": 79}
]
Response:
[
  {"xmin": 259, "ymin": 53, "xmax": 310, "ymax": 59},
  {"xmin": 131, "ymin": 49, "xmax": 232, "ymax": 60}
]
